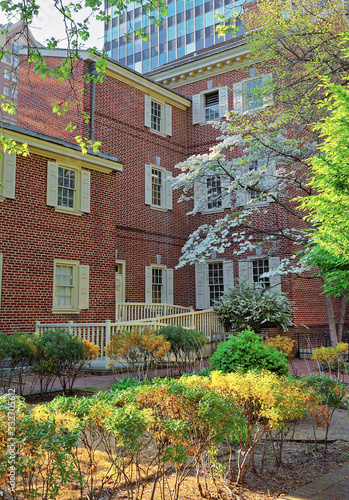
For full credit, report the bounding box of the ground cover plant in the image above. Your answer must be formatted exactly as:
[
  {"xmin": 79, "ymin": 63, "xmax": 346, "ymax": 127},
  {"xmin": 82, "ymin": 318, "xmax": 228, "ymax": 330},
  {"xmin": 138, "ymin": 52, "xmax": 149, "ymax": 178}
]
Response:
[{"xmin": 1, "ymin": 370, "xmax": 335, "ymax": 500}]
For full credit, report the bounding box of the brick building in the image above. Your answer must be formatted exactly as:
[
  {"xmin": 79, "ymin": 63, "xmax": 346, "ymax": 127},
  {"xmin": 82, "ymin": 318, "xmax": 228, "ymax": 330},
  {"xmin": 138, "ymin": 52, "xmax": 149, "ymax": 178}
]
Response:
[{"xmin": 0, "ymin": 35, "xmax": 342, "ymax": 335}]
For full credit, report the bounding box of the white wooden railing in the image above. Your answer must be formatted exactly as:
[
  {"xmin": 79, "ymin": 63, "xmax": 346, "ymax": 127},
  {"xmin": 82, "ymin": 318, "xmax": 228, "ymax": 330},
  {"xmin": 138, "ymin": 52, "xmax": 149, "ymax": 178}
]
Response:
[
  {"xmin": 115, "ymin": 302, "xmax": 192, "ymax": 322},
  {"xmin": 35, "ymin": 310, "xmax": 225, "ymax": 370}
]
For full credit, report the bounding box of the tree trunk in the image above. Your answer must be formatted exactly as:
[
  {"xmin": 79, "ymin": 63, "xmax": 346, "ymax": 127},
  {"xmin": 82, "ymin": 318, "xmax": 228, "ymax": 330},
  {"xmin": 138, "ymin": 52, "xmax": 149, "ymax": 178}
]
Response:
[
  {"xmin": 337, "ymin": 296, "xmax": 347, "ymax": 343},
  {"xmin": 324, "ymin": 294, "xmax": 338, "ymax": 347}
]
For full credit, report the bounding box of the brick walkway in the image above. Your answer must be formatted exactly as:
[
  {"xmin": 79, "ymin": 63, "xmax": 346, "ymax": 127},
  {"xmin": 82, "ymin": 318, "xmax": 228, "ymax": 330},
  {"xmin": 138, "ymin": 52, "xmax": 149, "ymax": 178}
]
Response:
[{"xmin": 280, "ymin": 464, "xmax": 349, "ymax": 500}]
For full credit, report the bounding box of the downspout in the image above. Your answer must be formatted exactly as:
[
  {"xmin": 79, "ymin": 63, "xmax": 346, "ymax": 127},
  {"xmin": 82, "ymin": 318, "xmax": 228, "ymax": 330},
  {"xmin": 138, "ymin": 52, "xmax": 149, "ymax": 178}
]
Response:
[{"xmin": 87, "ymin": 62, "xmax": 98, "ymax": 143}]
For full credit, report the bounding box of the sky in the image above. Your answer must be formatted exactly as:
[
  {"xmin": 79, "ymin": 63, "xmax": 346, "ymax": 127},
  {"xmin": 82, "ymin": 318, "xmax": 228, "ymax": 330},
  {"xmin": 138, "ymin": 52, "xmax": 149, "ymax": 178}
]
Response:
[{"xmin": 0, "ymin": 1, "xmax": 105, "ymax": 50}]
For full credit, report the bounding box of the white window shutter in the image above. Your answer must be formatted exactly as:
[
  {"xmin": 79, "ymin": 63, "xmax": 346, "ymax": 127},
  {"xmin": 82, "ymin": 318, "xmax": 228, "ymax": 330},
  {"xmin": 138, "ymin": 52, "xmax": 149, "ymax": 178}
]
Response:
[
  {"xmin": 166, "ymin": 268, "xmax": 174, "ymax": 304},
  {"xmin": 164, "ymin": 171, "xmax": 173, "ymax": 210},
  {"xmin": 233, "ymin": 82, "xmax": 243, "ymax": 114},
  {"xmin": 144, "ymin": 164, "xmax": 152, "ymax": 205},
  {"xmin": 47, "ymin": 161, "xmax": 58, "ymax": 207},
  {"xmin": 221, "ymin": 175, "xmax": 232, "ymax": 209},
  {"xmin": 0, "ymin": 253, "xmax": 3, "ymax": 312},
  {"xmin": 223, "ymin": 260, "xmax": 234, "ymax": 292},
  {"xmin": 235, "ymin": 189, "xmax": 246, "ymax": 207},
  {"xmin": 269, "ymin": 257, "xmax": 281, "ymax": 292},
  {"xmin": 267, "ymin": 161, "xmax": 276, "ymax": 201},
  {"xmin": 219, "ymin": 86, "xmax": 229, "ymax": 118},
  {"xmin": 192, "ymin": 93, "xmax": 201, "ymax": 124},
  {"xmin": 238, "ymin": 260, "xmax": 250, "ymax": 286},
  {"xmin": 194, "ymin": 179, "xmax": 207, "ymax": 213},
  {"xmin": 144, "ymin": 95, "xmax": 151, "ymax": 128},
  {"xmin": 80, "ymin": 170, "xmax": 91, "ymax": 213},
  {"xmin": 78, "ymin": 265, "xmax": 89, "ymax": 309},
  {"xmin": 145, "ymin": 266, "xmax": 152, "ymax": 303},
  {"xmin": 263, "ymin": 73, "xmax": 274, "ymax": 107},
  {"xmin": 195, "ymin": 262, "xmax": 207, "ymax": 310},
  {"xmin": 165, "ymin": 104, "xmax": 172, "ymax": 136},
  {"xmin": 2, "ymin": 152, "xmax": 16, "ymax": 199}
]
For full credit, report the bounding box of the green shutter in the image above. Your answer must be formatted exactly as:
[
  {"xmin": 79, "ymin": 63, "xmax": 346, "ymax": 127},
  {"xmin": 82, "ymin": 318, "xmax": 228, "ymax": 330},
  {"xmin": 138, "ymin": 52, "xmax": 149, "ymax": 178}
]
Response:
[
  {"xmin": 238, "ymin": 260, "xmax": 250, "ymax": 287},
  {"xmin": 47, "ymin": 161, "xmax": 58, "ymax": 207},
  {"xmin": 145, "ymin": 266, "xmax": 152, "ymax": 303},
  {"xmin": 2, "ymin": 152, "xmax": 16, "ymax": 199},
  {"xmin": 219, "ymin": 86, "xmax": 229, "ymax": 118},
  {"xmin": 166, "ymin": 268, "xmax": 174, "ymax": 305},
  {"xmin": 223, "ymin": 260, "xmax": 234, "ymax": 292},
  {"xmin": 145, "ymin": 165, "xmax": 152, "ymax": 205},
  {"xmin": 233, "ymin": 82, "xmax": 243, "ymax": 114},
  {"xmin": 80, "ymin": 170, "xmax": 91, "ymax": 213},
  {"xmin": 78, "ymin": 265, "xmax": 89, "ymax": 309},
  {"xmin": 164, "ymin": 170, "xmax": 173, "ymax": 210},
  {"xmin": 269, "ymin": 257, "xmax": 281, "ymax": 292},
  {"xmin": 192, "ymin": 94, "xmax": 201, "ymax": 124},
  {"xmin": 195, "ymin": 263, "xmax": 207, "ymax": 310},
  {"xmin": 165, "ymin": 104, "xmax": 172, "ymax": 136}
]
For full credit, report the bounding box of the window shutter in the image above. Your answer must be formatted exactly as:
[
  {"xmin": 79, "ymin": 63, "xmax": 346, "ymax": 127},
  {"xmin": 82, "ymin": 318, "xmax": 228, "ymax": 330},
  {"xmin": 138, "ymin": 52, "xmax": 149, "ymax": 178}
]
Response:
[
  {"xmin": 233, "ymin": 82, "xmax": 243, "ymax": 114},
  {"xmin": 2, "ymin": 152, "xmax": 16, "ymax": 199},
  {"xmin": 144, "ymin": 164, "xmax": 152, "ymax": 205},
  {"xmin": 269, "ymin": 257, "xmax": 281, "ymax": 292},
  {"xmin": 144, "ymin": 95, "xmax": 151, "ymax": 128},
  {"xmin": 47, "ymin": 161, "xmax": 58, "ymax": 207},
  {"xmin": 194, "ymin": 179, "xmax": 207, "ymax": 213},
  {"xmin": 80, "ymin": 170, "xmax": 91, "ymax": 213},
  {"xmin": 145, "ymin": 266, "xmax": 152, "ymax": 303},
  {"xmin": 164, "ymin": 171, "xmax": 173, "ymax": 210},
  {"xmin": 221, "ymin": 175, "xmax": 232, "ymax": 209},
  {"xmin": 0, "ymin": 253, "xmax": 3, "ymax": 312},
  {"xmin": 238, "ymin": 260, "xmax": 250, "ymax": 286},
  {"xmin": 263, "ymin": 73, "xmax": 274, "ymax": 107},
  {"xmin": 166, "ymin": 268, "xmax": 174, "ymax": 304},
  {"xmin": 195, "ymin": 262, "xmax": 207, "ymax": 309},
  {"xmin": 219, "ymin": 86, "xmax": 229, "ymax": 118},
  {"xmin": 235, "ymin": 188, "xmax": 246, "ymax": 207},
  {"xmin": 266, "ymin": 162, "xmax": 276, "ymax": 202},
  {"xmin": 192, "ymin": 93, "xmax": 201, "ymax": 124},
  {"xmin": 165, "ymin": 104, "xmax": 172, "ymax": 136},
  {"xmin": 78, "ymin": 265, "xmax": 89, "ymax": 309},
  {"xmin": 223, "ymin": 260, "xmax": 234, "ymax": 292}
]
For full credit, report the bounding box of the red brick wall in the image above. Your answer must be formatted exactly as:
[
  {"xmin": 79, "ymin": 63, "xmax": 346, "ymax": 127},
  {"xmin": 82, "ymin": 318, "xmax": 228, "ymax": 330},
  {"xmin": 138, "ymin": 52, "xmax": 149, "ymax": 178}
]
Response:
[{"xmin": 0, "ymin": 151, "xmax": 118, "ymax": 334}]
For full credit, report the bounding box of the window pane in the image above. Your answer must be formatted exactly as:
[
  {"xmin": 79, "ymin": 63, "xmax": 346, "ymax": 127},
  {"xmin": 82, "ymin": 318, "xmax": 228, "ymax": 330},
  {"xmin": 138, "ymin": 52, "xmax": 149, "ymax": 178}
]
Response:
[
  {"xmin": 208, "ymin": 263, "xmax": 224, "ymax": 306},
  {"xmin": 207, "ymin": 176, "xmax": 222, "ymax": 209},
  {"xmin": 57, "ymin": 167, "xmax": 76, "ymax": 208},
  {"xmin": 152, "ymin": 268, "xmax": 163, "ymax": 303},
  {"xmin": 152, "ymin": 168, "xmax": 162, "ymax": 206}
]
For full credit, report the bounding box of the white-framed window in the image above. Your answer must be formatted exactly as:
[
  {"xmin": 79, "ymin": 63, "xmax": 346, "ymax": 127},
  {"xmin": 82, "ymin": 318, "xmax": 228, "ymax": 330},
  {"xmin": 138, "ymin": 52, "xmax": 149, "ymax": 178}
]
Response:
[
  {"xmin": 235, "ymin": 159, "xmax": 275, "ymax": 207},
  {"xmin": 145, "ymin": 164, "xmax": 172, "ymax": 211},
  {"xmin": 12, "ymin": 88, "xmax": 18, "ymax": 100},
  {"xmin": 145, "ymin": 265, "xmax": 174, "ymax": 304},
  {"xmin": 144, "ymin": 95, "xmax": 172, "ymax": 136},
  {"xmin": 195, "ymin": 260, "xmax": 233, "ymax": 309},
  {"xmin": 4, "ymin": 69, "xmax": 11, "ymax": 80},
  {"xmin": 194, "ymin": 175, "xmax": 231, "ymax": 213},
  {"xmin": 0, "ymin": 253, "xmax": 3, "ymax": 313},
  {"xmin": 192, "ymin": 86, "xmax": 229, "ymax": 125},
  {"xmin": 0, "ymin": 152, "xmax": 16, "ymax": 200},
  {"xmin": 46, "ymin": 161, "xmax": 90, "ymax": 214},
  {"xmin": 12, "ymin": 56, "xmax": 19, "ymax": 66},
  {"xmin": 238, "ymin": 257, "xmax": 281, "ymax": 292},
  {"xmin": 53, "ymin": 259, "xmax": 89, "ymax": 313},
  {"xmin": 3, "ymin": 85, "xmax": 10, "ymax": 97},
  {"xmin": 233, "ymin": 74, "xmax": 273, "ymax": 114}
]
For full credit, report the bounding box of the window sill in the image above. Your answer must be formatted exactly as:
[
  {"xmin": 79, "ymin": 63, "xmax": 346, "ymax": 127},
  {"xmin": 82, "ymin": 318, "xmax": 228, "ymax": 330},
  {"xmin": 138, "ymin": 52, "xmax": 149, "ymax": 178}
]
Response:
[
  {"xmin": 201, "ymin": 207, "xmax": 225, "ymax": 214},
  {"xmin": 148, "ymin": 127, "xmax": 168, "ymax": 138},
  {"xmin": 52, "ymin": 309, "xmax": 82, "ymax": 314},
  {"xmin": 149, "ymin": 205, "xmax": 169, "ymax": 212},
  {"xmin": 54, "ymin": 207, "xmax": 83, "ymax": 216}
]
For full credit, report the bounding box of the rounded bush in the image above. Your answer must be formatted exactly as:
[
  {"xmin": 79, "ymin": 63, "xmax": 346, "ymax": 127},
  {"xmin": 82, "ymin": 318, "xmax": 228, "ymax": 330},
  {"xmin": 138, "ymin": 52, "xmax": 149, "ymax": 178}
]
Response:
[{"xmin": 209, "ymin": 329, "xmax": 289, "ymax": 376}]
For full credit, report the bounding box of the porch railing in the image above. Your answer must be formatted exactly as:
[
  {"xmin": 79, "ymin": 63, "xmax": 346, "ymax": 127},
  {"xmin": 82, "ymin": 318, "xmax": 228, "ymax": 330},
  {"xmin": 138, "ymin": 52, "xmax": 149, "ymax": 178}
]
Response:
[
  {"xmin": 115, "ymin": 302, "xmax": 192, "ymax": 322},
  {"xmin": 35, "ymin": 309, "xmax": 225, "ymax": 370}
]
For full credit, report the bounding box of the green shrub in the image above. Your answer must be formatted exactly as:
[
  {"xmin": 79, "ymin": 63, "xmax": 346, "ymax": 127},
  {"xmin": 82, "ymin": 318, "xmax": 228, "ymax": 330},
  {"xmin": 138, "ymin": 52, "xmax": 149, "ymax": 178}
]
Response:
[
  {"xmin": 0, "ymin": 332, "xmax": 34, "ymax": 395},
  {"xmin": 214, "ymin": 284, "xmax": 293, "ymax": 332},
  {"xmin": 301, "ymin": 374, "xmax": 348, "ymax": 409},
  {"xmin": 209, "ymin": 329, "xmax": 289, "ymax": 376},
  {"xmin": 32, "ymin": 329, "xmax": 99, "ymax": 393},
  {"xmin": 158, "ymin": 325, "xmax": 206, "ymax": 374}
]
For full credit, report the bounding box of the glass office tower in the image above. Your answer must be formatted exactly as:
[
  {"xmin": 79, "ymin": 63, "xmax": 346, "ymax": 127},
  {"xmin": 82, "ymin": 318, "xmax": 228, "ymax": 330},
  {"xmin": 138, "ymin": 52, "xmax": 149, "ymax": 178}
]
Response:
[{"xmin": 104, "ymin": 0, "xmax": 245, "ymax": 73}]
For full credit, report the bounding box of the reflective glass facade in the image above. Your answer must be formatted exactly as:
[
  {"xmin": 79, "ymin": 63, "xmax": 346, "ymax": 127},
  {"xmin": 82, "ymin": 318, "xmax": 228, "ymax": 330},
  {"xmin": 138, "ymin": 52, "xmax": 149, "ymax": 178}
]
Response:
[{"xmin": 105, "ymin": 0, "xmax": 244, "ymax": 73}]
